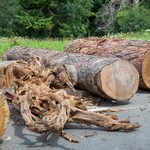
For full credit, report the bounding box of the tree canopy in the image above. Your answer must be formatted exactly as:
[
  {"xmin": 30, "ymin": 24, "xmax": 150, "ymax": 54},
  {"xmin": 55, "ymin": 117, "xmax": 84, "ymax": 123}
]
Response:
[{"xmin": 0, "ymin": 0, "xmax": 149, "ymax": 37}]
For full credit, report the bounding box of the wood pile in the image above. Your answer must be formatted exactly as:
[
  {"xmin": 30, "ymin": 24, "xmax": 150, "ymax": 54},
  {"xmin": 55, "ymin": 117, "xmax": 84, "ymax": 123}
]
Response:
[
  {"xmin": 0, "ymin": 56, "xmax": 140, "ymax": 142},
  {"xmin": 2, "ymin": 40, "xmax": 147, "ymax": 142},
  {"xmin": 65, "ymin": 38, "xmax": 150, "ymax": 89},
  {"xmin": 3, "ymin": 46, "xmax": 139, "ymax": 101}
]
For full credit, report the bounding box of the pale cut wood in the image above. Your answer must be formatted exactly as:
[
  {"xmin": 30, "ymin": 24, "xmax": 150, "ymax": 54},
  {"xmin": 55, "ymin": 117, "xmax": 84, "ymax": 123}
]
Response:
[
  {"xmin": 0, "ymin": 93, "xmax": 10, "ymax": 140},
  {"xmin": 0, "ymin": 61, "xmax": 16, "ymax": 88},
  {"xmin": 65, "ymin": 38, "xmax": 150, "ymax": 89},
  {"xmin": 99, "ymin": 60, "xmax": 138, "ymax": 100},
  {"xmin": 2, "ymin": 46, "xmax": 139, "ymax": 101},
  {"xmin": 142, "ymin": 50, "xmax": 150, "ymax": 88}
]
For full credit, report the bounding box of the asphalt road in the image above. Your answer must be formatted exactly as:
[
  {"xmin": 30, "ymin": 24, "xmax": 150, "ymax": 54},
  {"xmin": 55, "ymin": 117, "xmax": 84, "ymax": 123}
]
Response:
[{"xmin": 1, "ymin": 90, "xmax": 150, "ymax": 150}]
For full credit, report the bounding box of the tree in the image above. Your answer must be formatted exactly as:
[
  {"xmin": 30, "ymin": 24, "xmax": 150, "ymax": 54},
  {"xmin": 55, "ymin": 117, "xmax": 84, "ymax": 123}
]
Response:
[
  {"xmin": 0, "ymin": 0, "xmax": 149, "ymax": 37},
  {"xmin": 17, "ymin": 0, "xmax": 54, "ymax": 37},
  {"xmin": 58, "ymin": 0, "xmax": 93, "ymax": 37},
  {"xmin": 0, "ymin": 0, "xmax": 21, "ymax": 36},
  {"xmin": 115, "ymin": 5, "xmax": 150, "ymax": 33},
  {"xmin": 17, "ymin": 0, "xmax": 94, "ymax": 38},
  {"xmin": 92, "ymin": 0, "xmax": 132, "ymax": 35}
]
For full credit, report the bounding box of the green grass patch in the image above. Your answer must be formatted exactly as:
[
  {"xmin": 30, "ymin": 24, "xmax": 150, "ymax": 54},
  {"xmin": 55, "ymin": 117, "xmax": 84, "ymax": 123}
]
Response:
[
  {"xmin": 0, "ymin": 31, "xmax": 150, "ymax": 59},
  {"xmin": 104, "ymin": 30, "xmax": 150, "ymax": 41},
  {"xmin": 0, "ymin": 37, "xmax": 70, "ymax": 58}
]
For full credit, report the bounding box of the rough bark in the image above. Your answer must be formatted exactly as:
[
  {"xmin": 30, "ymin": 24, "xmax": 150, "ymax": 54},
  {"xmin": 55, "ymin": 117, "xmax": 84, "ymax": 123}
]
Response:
[
  {"xmin": 65, "ymin": 38, "xmax": 150, "ymax": 89},
  {"xmin": 4, "ymin": 58, "xmax": 139, "ymax": 143},
  {"xmin": 3, "ymin": 46, "xmax": 139, "ymax": 101}
]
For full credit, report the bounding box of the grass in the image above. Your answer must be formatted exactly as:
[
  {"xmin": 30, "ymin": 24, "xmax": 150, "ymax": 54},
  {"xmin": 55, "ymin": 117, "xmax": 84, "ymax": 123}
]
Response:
[
  {"xmin": 0, "ymin": 37, "xmax": 70, "ymax": 59},
  {"xmin": 0, "ymin": 30, "xmax": 150, "ymax": 58},
  {"xmin": 104, "ymin": 30, "xmax": 150, "ymax": 41}
]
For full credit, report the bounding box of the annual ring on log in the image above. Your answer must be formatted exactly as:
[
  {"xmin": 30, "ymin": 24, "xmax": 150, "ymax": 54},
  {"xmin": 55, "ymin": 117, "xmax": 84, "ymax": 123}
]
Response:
[
  {"xmin": 142, "ymin": 50, "xmax": 150, "ymax": 89},
  {"xmin": 99, "ymin": 59, "xmax": 139, "ymax": 100}
]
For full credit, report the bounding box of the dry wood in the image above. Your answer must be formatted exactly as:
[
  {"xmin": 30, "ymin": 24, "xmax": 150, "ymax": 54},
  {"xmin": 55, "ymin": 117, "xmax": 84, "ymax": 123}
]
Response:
[
  {"xmin": 4, "ymin": 58, "xmax": 139, "ymax": 143},
  {"xmin": 0, "ymin": 93, "xmax": 10, "ymax": 140},
  {"xmin": 0, "ymin": 61, "xmax": 15, "ymax": 88},
  {"xmin": 3, "ymin": 46, "xmax": 139, "ymax": 101},
  {"xmin": 65, "ymin": 38, "xmax": 150, "ymax": 89}
]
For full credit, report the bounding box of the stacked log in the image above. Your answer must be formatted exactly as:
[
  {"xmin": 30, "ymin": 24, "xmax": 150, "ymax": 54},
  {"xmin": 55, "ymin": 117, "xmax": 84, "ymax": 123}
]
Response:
[
  {"xmin": 65, "ymin": 38, "xmax": 150, "ymax": 90},
  {"xmin": 2, "ymin": 46, "xmax": 139, "ymax": 101}
]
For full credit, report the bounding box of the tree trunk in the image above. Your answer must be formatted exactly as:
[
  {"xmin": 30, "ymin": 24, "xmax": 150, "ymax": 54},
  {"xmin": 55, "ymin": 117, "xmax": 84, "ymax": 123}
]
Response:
[
  {"xmin": 2, "ymin": 46, "xmax": 139, "ymax": 101},
  {"xmin": 65, "ymin": 38, "xmax": 150, "ymax": 89}
]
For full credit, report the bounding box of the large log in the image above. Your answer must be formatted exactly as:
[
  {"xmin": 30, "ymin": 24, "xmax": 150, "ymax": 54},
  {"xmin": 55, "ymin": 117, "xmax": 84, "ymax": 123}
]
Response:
[
  {"xmin": 2, "ymin": 46, "xmax": 139, "ymax": 101},
  {"xmin": 64, "ymin": 38, "xmax": 150, "ymax": 89}
]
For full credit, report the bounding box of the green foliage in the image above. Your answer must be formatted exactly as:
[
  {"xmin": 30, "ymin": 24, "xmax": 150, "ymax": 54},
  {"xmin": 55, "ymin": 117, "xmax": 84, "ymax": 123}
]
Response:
[
  {"xmin": 17, "ymin": 0, "xmax": 94, "ymax": 37},
  {"xmin": 104, "ymin": 30, "xmax": 150, "ymax": 41},
  {"xmin": 0, "ymin": 37, "xmax": 70, "ymax": 58},
  {"xmin": 59, "ymin": 0, "xmax": 94, "ymax": 37},
  {"xmin": 115, "ymin": 5, "xmax": 150, "ymax": 33},
  {"xmin": 0, "ymin": 0, "xmax": 150, "ymax": 37},
  {"xmin": 0, "ymin": 0, "xmax": 21, "ymax": 37},
  {"xmin": 1, "ymin": 31, "xmax": 150, "ymax": 58},
  {"xmin": 141, "ymin": 0, "xmax": 150, "ymax": 8},
  {"xmin": 17, "ymin": 0, "xmax": 55, "ymax": 37},
  {"xmin": 90, "ymin": 0, "xmax": 113, "ymax": 36},
  {"xmin": 17, "ymin": 13, "xmax": 53, "ymax": 31}
]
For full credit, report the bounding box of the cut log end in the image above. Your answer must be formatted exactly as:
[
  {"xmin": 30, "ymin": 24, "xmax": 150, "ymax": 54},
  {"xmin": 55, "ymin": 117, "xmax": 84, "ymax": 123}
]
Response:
[
  {"xmin": 142, "ymin": 50, "xmax": 150, "ymax": 89},
  {"xmin": 97, "ymin": 60, "xmax": 139, "ymax": 101},
  {"xmin": 0, "ymin": 94, "xmax": 10, "ymax": 140}
]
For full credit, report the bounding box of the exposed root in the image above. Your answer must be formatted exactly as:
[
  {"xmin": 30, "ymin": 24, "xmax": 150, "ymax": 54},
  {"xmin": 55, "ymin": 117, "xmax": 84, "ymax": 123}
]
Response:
[
  {"xmin": 4, "ymin": 57, "xmax": 139, "ymax": 143},
  {"xmin": 69, "ymin": 107, "xmax": 139, "ymax": 131}
]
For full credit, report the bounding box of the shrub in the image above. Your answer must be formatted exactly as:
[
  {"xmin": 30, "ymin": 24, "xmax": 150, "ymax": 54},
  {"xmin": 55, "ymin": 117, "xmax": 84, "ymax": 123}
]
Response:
[{"xmin": 115, "ymin": 5, "xmax": 150, "ymax": 33}]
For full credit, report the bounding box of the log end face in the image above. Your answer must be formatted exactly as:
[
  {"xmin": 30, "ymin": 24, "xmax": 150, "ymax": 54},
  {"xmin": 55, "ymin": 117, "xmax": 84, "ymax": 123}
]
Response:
[
  {"xmin": 98, "ymin": 60, "xmax": 139, "ymax": 101},
  {"xmin": 0, "ymin": 93, "xmax": 10, "ymax": 140},
  {"xmin": 142, "ymin": 50, "xmax": 150, "ymax": 89}
]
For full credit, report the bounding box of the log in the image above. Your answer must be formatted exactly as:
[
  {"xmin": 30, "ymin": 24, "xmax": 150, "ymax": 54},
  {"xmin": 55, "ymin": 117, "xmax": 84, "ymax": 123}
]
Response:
[
  {"xmin": 64, "ymin": 38, "xmax": 150, "ymax": 89},
  {"xmin": 0, "ymin": 93, "xmax": 10, "ymax": 140},
  {"xmin": 2, "ymin": 46, "xmax": 139, "ymax": 101}
]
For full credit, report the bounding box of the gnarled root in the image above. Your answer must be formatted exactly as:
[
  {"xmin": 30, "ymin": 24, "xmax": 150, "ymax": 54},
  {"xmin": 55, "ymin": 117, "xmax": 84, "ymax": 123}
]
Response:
[
  {"xmin": 69, "ymin": 107, "xmax": 139, "ymax": 131},
  {"xmin": 4, "ymin": 57, "xmax": 139, "ymax": 143}
]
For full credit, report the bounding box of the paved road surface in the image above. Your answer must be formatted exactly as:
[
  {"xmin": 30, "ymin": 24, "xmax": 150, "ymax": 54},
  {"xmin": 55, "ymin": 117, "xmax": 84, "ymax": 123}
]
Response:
[{"xmin": 1, "ymin": 90, "xmax": 150, "ymax": 150}]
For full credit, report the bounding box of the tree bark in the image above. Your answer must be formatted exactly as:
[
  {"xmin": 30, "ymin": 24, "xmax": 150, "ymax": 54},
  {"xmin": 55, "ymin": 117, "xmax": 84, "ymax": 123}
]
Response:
[
  {"xmin": 2, "ymin": 46, "xmax": 139, "ymax": 101},
  {"xmin": 65, "ymin": 38, "xmax": 150, "ymax": 89}
]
